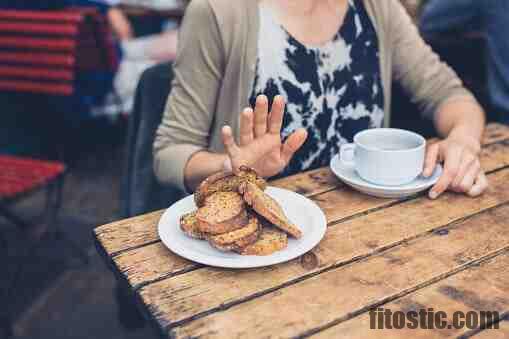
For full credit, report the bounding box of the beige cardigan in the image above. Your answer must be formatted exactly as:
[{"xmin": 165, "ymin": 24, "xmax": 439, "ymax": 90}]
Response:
[{"xmin": 154, "ymin": 0, "xmax": 476, "ymax": 192}]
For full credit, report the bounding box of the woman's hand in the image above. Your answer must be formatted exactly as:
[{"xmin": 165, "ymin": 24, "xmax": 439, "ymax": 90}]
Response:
[
  {"xmin": 221, "ymin": 95, "xmax": 308, "ymax": 178},
  {"xmin": 423, "ymin": 133, "xmax": 488, "ymax": 199}
]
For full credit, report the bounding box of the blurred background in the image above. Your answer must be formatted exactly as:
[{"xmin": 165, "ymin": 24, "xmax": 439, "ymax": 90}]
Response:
[{"xmin": 0, "ymin": 0, "xmax": 505, "ymax": 338}]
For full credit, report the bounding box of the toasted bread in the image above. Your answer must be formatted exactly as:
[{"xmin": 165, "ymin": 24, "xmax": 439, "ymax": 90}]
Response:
[
  {"xmin": 196, "ymin": 191, "xmax": 248, "ymax": 235},
  {"xmin": 239, "ymin": 181, "xmax": 302, "ymax": 238},
  {"xmin": 235, "ymin": 227, "xmax": 288, "ymax": 256},
  {"xmin": 209, "ymin": 216, "xmax": 260, "ymax": 251},
  {"xmin": 194, "ymin": 166, "xmax": 267, "ymax": 207},
  {"xmin": 180, "ymin": 211, "xmax": 207, "ymax": 239}
]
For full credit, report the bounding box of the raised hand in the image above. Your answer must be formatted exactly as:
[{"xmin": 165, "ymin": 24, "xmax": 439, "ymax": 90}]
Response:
[{"xmin": 221, "ymin": 95, "xmax": 308, "ymax": 178}]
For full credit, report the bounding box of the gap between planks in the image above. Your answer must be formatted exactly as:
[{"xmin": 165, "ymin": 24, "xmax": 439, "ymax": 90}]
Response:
[
  {"xmin": 460, "ymin": 311, "xmax": 509, "ymax": 339},
  {"xmin": 154, "ymin": 201, "xmax": 509, "ymax": 331},
  {"xmin": 95, "ymin": 123, "xmax": 509, "ymax": 258},
  {"xmin": 170, "ymin": 204, "xmax": 509, "ymax": 338},
  {"xmin": 109, "ymin": 138, "xmax": 509, "ymax": 259},
  {"xmin": 305, "ymin": 253, "xmax": 509, "ymax": 339},
  {"xmin": 124, "ymin": 162, "xmax": 509, "ymax": 291}
]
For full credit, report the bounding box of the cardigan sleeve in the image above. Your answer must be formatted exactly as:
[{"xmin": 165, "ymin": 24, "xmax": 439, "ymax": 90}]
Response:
[
  {"xmin": 153, "ymin": 0, "xmax": 225, "ymax": 192},
  {"xmin": 388, "ymin": 0, "xmax": 478, "ymax": 120}
]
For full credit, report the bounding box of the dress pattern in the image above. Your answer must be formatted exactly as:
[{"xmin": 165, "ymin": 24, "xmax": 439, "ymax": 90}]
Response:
[{"xmin": 250, "ymin": 0, "xmax": 385, "ymax": 176}]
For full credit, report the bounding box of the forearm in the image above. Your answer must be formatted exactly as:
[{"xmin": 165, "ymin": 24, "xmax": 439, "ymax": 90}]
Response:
[
  {"xmin": 184, "ymin": 151, "xmax": 228, "ymax": 192},
  {"xmin": 434, "ymin": 97, "xmax": 485, "ymax": 150}
]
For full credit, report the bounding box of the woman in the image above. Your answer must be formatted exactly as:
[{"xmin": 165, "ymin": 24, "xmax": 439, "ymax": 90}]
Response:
[{"xmin": 154, "ymin": 0, "xmax": 487, "ymax": 200}]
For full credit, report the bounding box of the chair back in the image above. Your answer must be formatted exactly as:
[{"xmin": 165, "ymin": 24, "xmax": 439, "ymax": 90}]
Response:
[
  {"xmin": 0, "ymin": 8, "xmax": 118, "ymax": 96},
  {"xmin": 121, "ymin": 62, "xmax": 184, "ymax": 218}
]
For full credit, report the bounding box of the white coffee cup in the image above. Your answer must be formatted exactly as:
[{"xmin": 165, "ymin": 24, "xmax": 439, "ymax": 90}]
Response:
[{"xmin": 340, "ymin": 128, "xmax": 426, "ymax": 186}]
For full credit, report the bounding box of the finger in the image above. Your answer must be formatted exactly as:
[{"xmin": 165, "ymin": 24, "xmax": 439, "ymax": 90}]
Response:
[
  {"xmin": 281, "ymin": 128, "xmax": 308, "ymax": 164},
  {"xmin": 455, "ymin": 160, "xmax": 480, "ymax": 193},
  {"xmin": 451, "ymin": 152, "xmax": 476, "ymax": 189},
  {"xmin": 269, "ymin": 95, "xmax": 285, "ymax": 134},
  {"xmin": 254, "ymin": 95, "xmax": 269, "ymax": 138},
  {"xmin": 221, "ymin": 125, "xmax": 241, "ymax": 160},
  {"xmin": 468, "ymin": 172, "xmax": 488, "ymax": 197},
  {"xmin": 429, "ymin": 146, "xmax": 462, "ymax": 199},
  {"xmin": 423, "ymin": 143, "xmax": 439, "ymax": 177},
  {"xmin": 240, "ymin": 108, "xmax": 254, "ymax": 146}
]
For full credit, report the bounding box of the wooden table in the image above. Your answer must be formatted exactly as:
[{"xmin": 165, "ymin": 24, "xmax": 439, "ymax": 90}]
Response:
[{"xmin": 94, "ymin": 123, "xmax": 509, "ymax": 338}]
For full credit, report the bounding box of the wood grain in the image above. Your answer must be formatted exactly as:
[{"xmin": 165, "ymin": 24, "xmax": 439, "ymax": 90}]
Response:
[
  {"xmin": 471, "ymin": 319, "xmax": 509, "ymax": 339},
  {"xmin": 94, "ymin": 124, "xmax": 509, "ymax": 257},
  {"xmin": 172, "ymin": 206, "xmax": 509, "ymax": 338},
  {"xmin": 482, "ymin": 123, "xmax": 509, "ymax": 144},
  {"xmin": 112, "ymin": 140, "xmax": 509, "ymax": 289},
  {"xmin": 140, "ymin": 169, "xmax": 509, "ymax": 331},
  {"xmin": 314, "ymin": 253, "xmax": 509, "ymax": 338},
  {"xmin": 94, "ymin": 210, "xmax": 164, "ymax": 256},
  {"xmin": 271, "ymin": 167, "xmax": 341, "ymax": 197}
]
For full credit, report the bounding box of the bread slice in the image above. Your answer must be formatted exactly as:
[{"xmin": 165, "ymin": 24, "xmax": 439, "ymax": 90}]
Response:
[
  {"xmin": 180, "ymin": 211, "xmax": 207, "ymax": 240},
  {"xmin": 208, "ymin": 216, "xmax": 260, "ymax": 251},
  {"xmin": 196, "ymin": 191, "xmax": 248, "ymax": 235},
  {"xmin": 235, "ymin": 227, "xmax": 288, "ymax": 256},
  {"xmin": 239, "ymin": 181, "xmax": 302, "ymax": 238},
  {"xmin": 194, "ymin": 166, "xmax": 267, "ymax": 207}
]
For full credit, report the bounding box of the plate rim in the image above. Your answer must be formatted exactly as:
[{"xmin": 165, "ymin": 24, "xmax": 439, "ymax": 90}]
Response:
[{"xmin": 157, "ymin": 186, "xmax": 327, "ymax": 269}]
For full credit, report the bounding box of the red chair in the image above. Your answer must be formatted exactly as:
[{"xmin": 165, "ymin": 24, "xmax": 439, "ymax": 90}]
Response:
[
  {"xmin": 0, "ymin": 155, "xmax": 88, "ymax": 337},
  {"xmin": 0, "ymin": 8, "xmax": 118, "ymax": 96}
]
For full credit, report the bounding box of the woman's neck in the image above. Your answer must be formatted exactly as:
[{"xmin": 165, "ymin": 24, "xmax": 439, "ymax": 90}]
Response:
[
  {"xmin": 262, "ymin": 0, "xmax": 350, "ymax": 46},
  {"xmin": 277, "ymin": 0, "xmax": 347, "ymax": 17}
]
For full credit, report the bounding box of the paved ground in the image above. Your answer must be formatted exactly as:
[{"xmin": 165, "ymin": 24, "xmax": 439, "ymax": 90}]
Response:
[{"xmin": 0, "ymin": 114, "xmax": 157, "ymax": 339}]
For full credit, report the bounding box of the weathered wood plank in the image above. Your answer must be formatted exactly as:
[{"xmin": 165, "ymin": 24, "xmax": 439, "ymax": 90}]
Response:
[
  {"xmin": 314, "ymin": 253, "xmax": 509, "ymax": 338},
  {"xmin": 93, "ymin": 210, "xmax": 164, "ymax": 256},
  {"xmin": 171, "ymin": 206, "xmax": 509, "ymax": 338},
  {"xmin": 482, "ymin": 122, "xmax": 509, "ymax": 144},
  {"xmin": 271, "ymin": 167, "xmax": 341, "ymax": 196},
  {"xmin": 112, "ymin": 141, "xmax": 509, "ymax": 289},
  {"xmin": 471, "ymin": 319, "xmax": 509, "ymax": 339},
  {"xmin": 94, "ymin": 123, "xmax": 509, "ymax": 257},
  {"xmin": 139, "ymin": 169, "xmax": 509, "ymax": 330}
]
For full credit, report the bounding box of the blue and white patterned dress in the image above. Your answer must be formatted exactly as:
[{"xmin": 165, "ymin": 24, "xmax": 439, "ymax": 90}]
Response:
[{"xmin": 250, "ymin": 0, "xmax": 385, "ymax": 176}]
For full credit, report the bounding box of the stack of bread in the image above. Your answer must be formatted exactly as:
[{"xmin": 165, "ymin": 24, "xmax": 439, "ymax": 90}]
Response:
[{"xmin": 180, "ymin": 167, "xmax": 302, "ymax": 256}]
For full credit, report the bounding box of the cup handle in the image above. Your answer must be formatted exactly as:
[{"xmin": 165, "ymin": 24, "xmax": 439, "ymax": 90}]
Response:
[{"xmin": 340, "ymin": 143, "xmax": 356, "ymax": 167}]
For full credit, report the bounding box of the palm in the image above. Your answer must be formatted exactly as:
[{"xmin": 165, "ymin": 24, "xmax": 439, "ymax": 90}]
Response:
[{"xmin": 222, "ymin": 95, "xmax": 307, "ymax": 178}]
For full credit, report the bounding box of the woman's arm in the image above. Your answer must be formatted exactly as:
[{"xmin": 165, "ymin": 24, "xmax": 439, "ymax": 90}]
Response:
[
  {"xmin": 388, "ymin": 0, "xmax": 488, "ymax": 198},
  {"xmin": 153, "ymin": 0, "xmax": 224, "ymax": 192}
]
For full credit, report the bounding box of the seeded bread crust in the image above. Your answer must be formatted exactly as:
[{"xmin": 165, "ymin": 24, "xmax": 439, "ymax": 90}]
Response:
[
  {"xmin": 239, "ymin": 181, "xmax": 302, "ymax": 239},
  {"xmin": 208, "ymin": 215, "xmax": 259, "ymax": 245},
  {"xmin": 235, "ymin": 227, "xmax": 288, "ymax": 256},
  {"xmin": 180, "ymin": 211, "xmax": 207, "ymax": 240},
  {"xmin": 209, "ymin": 219, "xmax": 261, "ymax": 252},
  {"xmin": 194, "ymin": 166, "xmax": 267, "ymax": 207},
  {"xmin": 196, "ymin": 191, "xmax": 248, "ymax": 235}
]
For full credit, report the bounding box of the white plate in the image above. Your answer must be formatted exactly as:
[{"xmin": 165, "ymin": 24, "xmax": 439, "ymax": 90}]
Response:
[
  {"xmin": 157, "ymin": 187, "xmax": 327, "ymax": 269},
  {"xmin": 330, "ymin": 154, "xmax": 443, "ymax": 198}
]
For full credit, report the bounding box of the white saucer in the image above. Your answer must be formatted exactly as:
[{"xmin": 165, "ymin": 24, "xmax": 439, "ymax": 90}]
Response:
[{"xmin": 330, "ymin": 154, "xmax": 443, "ymax": 199}]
